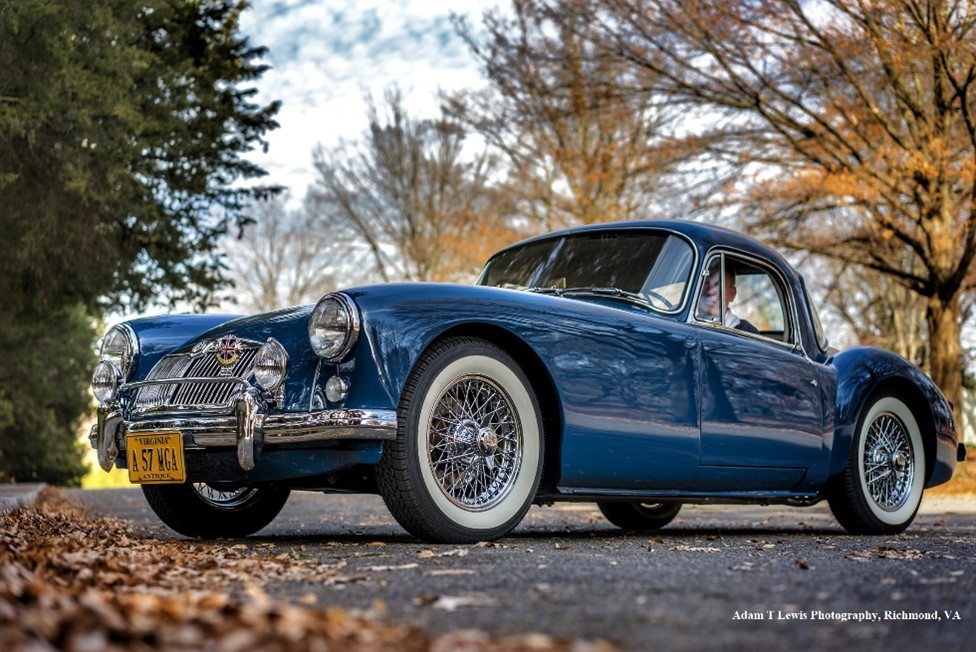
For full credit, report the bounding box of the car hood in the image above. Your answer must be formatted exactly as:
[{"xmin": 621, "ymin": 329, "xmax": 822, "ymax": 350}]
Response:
[{"xmin": 183, "ymin": 304, "xmax": 315, "ymax": 354}]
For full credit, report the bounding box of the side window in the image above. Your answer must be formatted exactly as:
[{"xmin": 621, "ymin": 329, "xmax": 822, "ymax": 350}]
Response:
[
  {"xmin": 695, "ymin": 257, "xmax": 724, "ymax": 324},
  {"xmin": 695, "ymin": 254, "xmax": 792, "ymax": 343}
]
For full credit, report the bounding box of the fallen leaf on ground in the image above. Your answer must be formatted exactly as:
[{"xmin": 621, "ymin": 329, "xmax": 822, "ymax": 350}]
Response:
[
  {"xmin": 846, "ymin": 546, "xmax": 924, "ymax": 562},
  {"xmin": 671, "ymin": 545, "xmax": 721, "ymax": 553},
  {"xmin": 0, "ymin": 488, "xmax": 614, "ymax": 652},
  {"xmin": 428, "ymin": 594, "xmax": 499, "ymax": 611}
]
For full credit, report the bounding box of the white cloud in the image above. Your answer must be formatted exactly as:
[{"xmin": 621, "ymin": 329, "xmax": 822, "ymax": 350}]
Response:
[{"xmin": 239, "ymin": 0, "xmax": 494, "ymax": 199}]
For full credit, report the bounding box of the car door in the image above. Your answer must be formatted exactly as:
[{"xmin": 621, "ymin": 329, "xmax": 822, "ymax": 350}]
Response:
[{"xmin": 692, "ymin": 253, "xmax": 825, "ymax": 489}]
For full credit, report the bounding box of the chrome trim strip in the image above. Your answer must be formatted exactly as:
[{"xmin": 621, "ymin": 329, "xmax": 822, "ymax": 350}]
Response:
[
  {"xmin": 123, "ymin": 376, "xmax": 251, "ymax": 391},
  {"xmin": 127, "ymin": 403, "xmax": 242, "ymax": 417},
  {"xmin": 310, "ymin": 358, "xmax": 323, "ymax": 411}
]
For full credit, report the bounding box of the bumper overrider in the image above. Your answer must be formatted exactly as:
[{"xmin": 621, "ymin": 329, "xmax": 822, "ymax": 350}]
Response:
[{"xmin": 90, "ymin": 376, "xmax": 397, "ymax": 474}]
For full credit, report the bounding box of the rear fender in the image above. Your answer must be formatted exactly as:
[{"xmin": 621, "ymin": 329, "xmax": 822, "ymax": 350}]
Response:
[{"xmin": 829, "ymin": 347, "xmax": 957, "ymax": 486}]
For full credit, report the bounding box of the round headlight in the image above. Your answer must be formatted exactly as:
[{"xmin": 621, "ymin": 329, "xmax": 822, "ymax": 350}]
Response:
[
  {"xmin": 91, "ymin": 361, "xmax": 120, "ymax": 403},
  {"xmin": 254, "ymin": 338, "xmax": 289, "ymax": 392},
  {"xmin": 309, "ymin": 293, "xmax": 360, "ymax": 361},
  {"xmin": 99, "ymin": 324, "xmax": 138, "ymax": 380}
]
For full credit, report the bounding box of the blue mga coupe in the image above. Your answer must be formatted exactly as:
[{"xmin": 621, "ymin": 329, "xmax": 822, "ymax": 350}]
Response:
[{"xmin": 89, "ymin": 220, "xmax": 966, "ymax": 542}]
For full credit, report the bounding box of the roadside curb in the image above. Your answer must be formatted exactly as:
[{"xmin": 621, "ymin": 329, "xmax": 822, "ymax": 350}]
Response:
[{"xmin": 0, "ymin": 483, "xmax": 46, "ymax": 514}]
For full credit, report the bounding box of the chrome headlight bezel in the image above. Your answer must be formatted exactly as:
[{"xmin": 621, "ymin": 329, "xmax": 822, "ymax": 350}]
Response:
[
  {"xmin": 99, "ymin": 324, "xmax": 138, "ymax": 381},
  {"xmin": 253, "ymin": 337, "xmax": 289, "ymax": 392},
  {"xmin": 91, "ymin": 360, "xmax": 121, "ymax": 403},
  {"xmin": 308, "ymin": 292, "xmax": 360, "ymax": 362}
]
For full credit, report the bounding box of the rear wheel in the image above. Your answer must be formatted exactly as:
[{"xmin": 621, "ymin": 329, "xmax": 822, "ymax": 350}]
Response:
[
  {"xmin": 142, "ymin": 483, "xmax": 290, "ymax": 538},
  {"xmin": 598, "ymin": 502, "xmax": 681, "ymax": 531},
  {"xmin": 827, "ymin": 394, "xmax": 924, "ymax": 534},
  {"xmin": 377, "ymin": 337, "xmax": 544, "ymax": 543}
]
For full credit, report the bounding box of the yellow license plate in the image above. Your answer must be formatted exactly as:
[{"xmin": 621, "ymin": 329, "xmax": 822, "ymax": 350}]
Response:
[{"xmin": 126, "ymin": 432, "xmax": 186, "ymax": 484}]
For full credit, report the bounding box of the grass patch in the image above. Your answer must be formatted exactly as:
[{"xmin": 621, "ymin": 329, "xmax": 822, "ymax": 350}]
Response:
[{"xmin": 80, "ymin": 450, "xmax": 132, "ymax": 489}]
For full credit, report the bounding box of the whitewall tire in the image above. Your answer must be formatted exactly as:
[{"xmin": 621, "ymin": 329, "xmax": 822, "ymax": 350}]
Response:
[
  {"xmin": 377, "ymin": 337, "xmax": 543, "ymax": 543},
  {"xmin": 828, "ymin": 395, "xmax": 925, "ymax": 534}
]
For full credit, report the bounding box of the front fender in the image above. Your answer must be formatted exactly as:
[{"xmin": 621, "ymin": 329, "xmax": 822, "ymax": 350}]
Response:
[
  {"xmin": 347, "ymin": 284, "xmax": 549, "ymax": 407},
  {"xmin": 829, "ymin": 347, "xmax": 958, "ymax": 486}
]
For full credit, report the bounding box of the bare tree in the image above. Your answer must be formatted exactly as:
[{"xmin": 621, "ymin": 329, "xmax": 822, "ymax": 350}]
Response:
[
  {"xmin": 309, "ymin": 88, "xmax": 519, "ymax": 283},
  {"xmin": 448, "ymin": 0, "xmax": 696, "ymax": 230},
  {"xmin": 810, "ymin": 258, "xmax": 929, "ymax": 364},
  {"xmin": 571, "ymin": 0, "xmax": 976, "ymax": 416},
  {"xmin": 223, "ymin": 196, "xmax": 341, "ymax": 312}
]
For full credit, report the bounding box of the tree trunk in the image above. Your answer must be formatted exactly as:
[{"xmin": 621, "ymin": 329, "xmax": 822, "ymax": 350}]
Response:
[{"xmin": 926, "ymin": 293, "xmax": 963, "ymax": 430}]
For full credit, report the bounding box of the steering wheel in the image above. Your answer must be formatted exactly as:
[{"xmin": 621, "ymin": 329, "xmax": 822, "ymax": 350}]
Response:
[{"xmin": 645, "ymin": 289, "xmax": 675, "ymax": 310}]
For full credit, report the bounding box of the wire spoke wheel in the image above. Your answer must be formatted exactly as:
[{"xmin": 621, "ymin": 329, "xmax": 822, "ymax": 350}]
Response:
[
  {"xmin": 828, "ymin": 394, "xmax": 924, "ymax": 535},
  {"xmin": 862, "ymin": 413, "xmax": 914, "ymax": 512},
  {"xmin": 377, "ymin": 337, "xmax": 544, "ymax": 543},
  {"xmin": 427, "ymin": 374, "xmax": 522, "ymax": 512}
]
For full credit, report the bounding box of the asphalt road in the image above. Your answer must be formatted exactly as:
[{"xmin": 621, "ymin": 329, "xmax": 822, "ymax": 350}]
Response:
[{"xmin": 69, "ymin": 488, "xmax": 976, "ymax": 651}]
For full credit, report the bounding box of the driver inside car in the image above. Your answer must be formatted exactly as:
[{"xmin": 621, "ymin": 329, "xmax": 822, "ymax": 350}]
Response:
[{"xmin": 697, "ymin": 260, "xmax": 759, "ymax": 334}]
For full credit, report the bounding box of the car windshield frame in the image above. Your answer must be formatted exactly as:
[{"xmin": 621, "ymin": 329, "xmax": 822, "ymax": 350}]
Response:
[{"xmin": 478, "ymin": 229, "xmax": 697, "ymax": 316}]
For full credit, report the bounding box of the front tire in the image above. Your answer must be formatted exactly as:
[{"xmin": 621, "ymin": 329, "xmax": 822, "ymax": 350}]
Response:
[
  {"xmin": 377, "ymin": 337, "xmax": 544, "ymax": 543},
  {"xmin": 598, "ymin": 502, "xmax": 681, "ymax": 531},
  {"xmin": 142, "ymin": 483, "xmax": 290, "ymax": 538},
  {"xmin": 827, "ymin": 395, "xmax": 925, "ymax": 534}
]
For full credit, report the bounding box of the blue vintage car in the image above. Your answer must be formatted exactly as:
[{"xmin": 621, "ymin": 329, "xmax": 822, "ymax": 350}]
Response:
[{"xmin": 89, "ymin": 220, "xmax": 965, "ymax": 542}]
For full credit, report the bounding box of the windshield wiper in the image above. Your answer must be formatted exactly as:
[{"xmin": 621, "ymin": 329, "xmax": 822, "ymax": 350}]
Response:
[
  {"xmin": 526, "ymin": 286, "xmax": 667, "ymax": 311},
  {"xmin": 526, "ymin": 287, "xmax": 565, "ymax": 296},
  {"xmin": 557, "ymin": 287, "xmax": 654, "ymax": 309}
]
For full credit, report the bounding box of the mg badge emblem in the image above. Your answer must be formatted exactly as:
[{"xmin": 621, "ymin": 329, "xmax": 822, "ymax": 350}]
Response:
[{"xmin": 215, "ymin": 334, "xmax": 241, "ymax": 367}]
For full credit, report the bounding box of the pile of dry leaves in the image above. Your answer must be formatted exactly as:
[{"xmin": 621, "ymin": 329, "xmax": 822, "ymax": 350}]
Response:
[{"xmin": 0, "ymin": 489, "xmax": 613, "ymax": 652}]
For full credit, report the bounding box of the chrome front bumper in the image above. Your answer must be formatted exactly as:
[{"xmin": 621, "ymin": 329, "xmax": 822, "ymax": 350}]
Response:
[{"xmin": 90, "ymin": 387, "xmax": 397, "ymax": 473}]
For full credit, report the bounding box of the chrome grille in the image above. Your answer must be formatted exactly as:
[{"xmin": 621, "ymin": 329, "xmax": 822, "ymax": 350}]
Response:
[
  {"xmin": 131, "ymin": 342, "xmax": 258, "ymax": 415},
  {"xmin": 132, "ymin": 355, "xmax": 191, "ymax": 412}
]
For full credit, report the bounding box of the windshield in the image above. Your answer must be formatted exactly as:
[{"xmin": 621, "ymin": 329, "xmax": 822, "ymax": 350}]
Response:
[{"xmin": 479, "ymin": 231, "xmax": 695, "ymax": 313}]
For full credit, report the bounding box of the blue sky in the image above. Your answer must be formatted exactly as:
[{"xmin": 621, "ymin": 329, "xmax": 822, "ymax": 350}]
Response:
[{"xmin": 239, "ymin": 1, "xmax": 492, "ymax": 198}]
